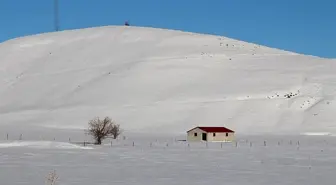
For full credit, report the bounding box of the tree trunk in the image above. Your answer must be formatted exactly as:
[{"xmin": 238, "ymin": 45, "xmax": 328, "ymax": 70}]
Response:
[{"xmin": 96, "ymin": 137, "xmax": 102, "ymax": 145}]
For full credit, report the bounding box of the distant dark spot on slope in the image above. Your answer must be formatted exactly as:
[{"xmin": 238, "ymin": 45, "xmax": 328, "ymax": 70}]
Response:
[{"xmin": 284, "ymin": 92, "xmax": 298, "ymax": 99}]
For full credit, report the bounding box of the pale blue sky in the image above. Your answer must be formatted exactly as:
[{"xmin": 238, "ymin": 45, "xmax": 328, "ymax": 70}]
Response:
[{"xmin": 0, "ymin": 0, "xmax": 335, "ymax": 58}]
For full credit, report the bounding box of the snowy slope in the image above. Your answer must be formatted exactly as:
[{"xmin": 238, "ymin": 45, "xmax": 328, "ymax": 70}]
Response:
[{"xmin": 0, "ymin": 25, "xmax": 335, "ymax": 135}]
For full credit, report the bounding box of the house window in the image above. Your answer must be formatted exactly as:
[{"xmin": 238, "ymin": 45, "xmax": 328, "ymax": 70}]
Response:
[
  {"xmin": 213, "ymin": 133, "xmax": 216, "ymax": 137},
  {"xmin": 226, "ymin": 133, "xmax": 229, "ymax": 137},
  {"xmin": 194, "ymin": 133, "xmax": 197, "ymax": 137}
]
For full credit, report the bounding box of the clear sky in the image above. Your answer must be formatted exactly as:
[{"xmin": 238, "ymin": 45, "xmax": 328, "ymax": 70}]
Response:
[{"xmin": 0, "ymin": 0, "xmax": 335, "ymax": 58}]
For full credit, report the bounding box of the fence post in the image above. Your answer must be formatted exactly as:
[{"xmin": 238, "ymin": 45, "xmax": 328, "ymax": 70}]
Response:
[
  {"xmin": 324, "ymin": 140, "xmax": 328, "ymax": 145},
  {"xmin": 6, "ymin": 133, "xmax": 8, "ymax": 140}
]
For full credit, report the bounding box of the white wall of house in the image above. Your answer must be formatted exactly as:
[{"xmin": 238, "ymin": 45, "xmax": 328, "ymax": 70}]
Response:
[
  {"xmin": 207, "ymin": 132, "xmax": 235, "ymax": 142},
  {"xmin": 187, "ymin": 128, "xmax": 206, "ymax": 142}
]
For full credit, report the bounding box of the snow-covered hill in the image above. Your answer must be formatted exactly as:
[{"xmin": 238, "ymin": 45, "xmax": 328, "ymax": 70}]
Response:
[{"xmin": 0, "ymin": 26, "xmax": 335, "ymax": 135}]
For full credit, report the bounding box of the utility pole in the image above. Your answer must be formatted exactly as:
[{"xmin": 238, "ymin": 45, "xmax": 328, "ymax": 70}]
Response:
[{"xmin": 54, "ymin": 0, "xmax": 59, "ymax": 31}]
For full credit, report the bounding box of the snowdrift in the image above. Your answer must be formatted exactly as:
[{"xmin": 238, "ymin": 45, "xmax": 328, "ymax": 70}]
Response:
[{"xmin": 0, "ymin": 141, "xmax": 92, "ymax": 149}]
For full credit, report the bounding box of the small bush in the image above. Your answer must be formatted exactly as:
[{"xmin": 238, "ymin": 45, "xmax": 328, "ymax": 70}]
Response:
[{"xmin": 46, "ymin": 170, "xmax": 58, "ymax": 185}]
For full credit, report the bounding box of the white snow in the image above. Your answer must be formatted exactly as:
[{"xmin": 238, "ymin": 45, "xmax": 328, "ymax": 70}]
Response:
[
  {"xmin": 0, "ymin": 141, "xmax": 93, "ymax": 149},
  {"xmin": 2, "ymin": 25, "xmax": 336, "ymax": 185},
  {"xmin": 0, "ymin": 25, "xmax": 335, "ymax": 136},
  {"xmin": 1, "ymin": 136, "xmax": 336, "ymax": 185},
  {"xmin": 300, "ymin": 132, "xmax": 332, "ymax": 136}
]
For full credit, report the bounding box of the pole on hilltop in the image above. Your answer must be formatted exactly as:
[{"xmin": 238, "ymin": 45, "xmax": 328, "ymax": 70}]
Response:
[{"xmin": 54, "ymin": 0, "xmax": 59, "ymax": 31}]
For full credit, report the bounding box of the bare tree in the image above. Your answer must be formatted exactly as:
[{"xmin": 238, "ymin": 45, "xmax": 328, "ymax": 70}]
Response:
[
  {"xmin": 88, "ymin": 116, "xmax": 118, "ymax": 145},
  {"xmin": 111, "ymin": 123, "xmax": 122, "ymax": 139}
]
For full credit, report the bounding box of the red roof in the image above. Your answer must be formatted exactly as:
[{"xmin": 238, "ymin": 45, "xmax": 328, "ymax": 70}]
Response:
[{"xmin": 188, "ymin": 126, "xmax": 234, "ymax": 133}]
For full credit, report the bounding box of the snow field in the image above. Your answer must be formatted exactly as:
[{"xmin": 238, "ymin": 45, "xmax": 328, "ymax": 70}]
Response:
[
  {"xmin": 1, "ymin": 23, "xmax": 336, "ymax": 185},
  {"xmin": 0, "ymin": 135, "xmax": 336, "ymax": 185}
]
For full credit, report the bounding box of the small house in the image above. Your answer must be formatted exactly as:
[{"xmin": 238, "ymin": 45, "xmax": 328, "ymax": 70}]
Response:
[{"xmin": 187, "ymin": 126, "xmax": 235, "ymax": 142}]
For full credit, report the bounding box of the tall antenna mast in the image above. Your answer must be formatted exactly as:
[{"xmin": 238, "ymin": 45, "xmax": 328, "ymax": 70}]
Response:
[{"xmin": 54, "ymin": 0, "xmax": 59, "ymax": 31}]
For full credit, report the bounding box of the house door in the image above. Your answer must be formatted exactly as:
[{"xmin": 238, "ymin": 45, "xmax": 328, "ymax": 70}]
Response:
[{"xmin": 202, "ymin": 133, "xmax": 207, "ymax": 141}]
